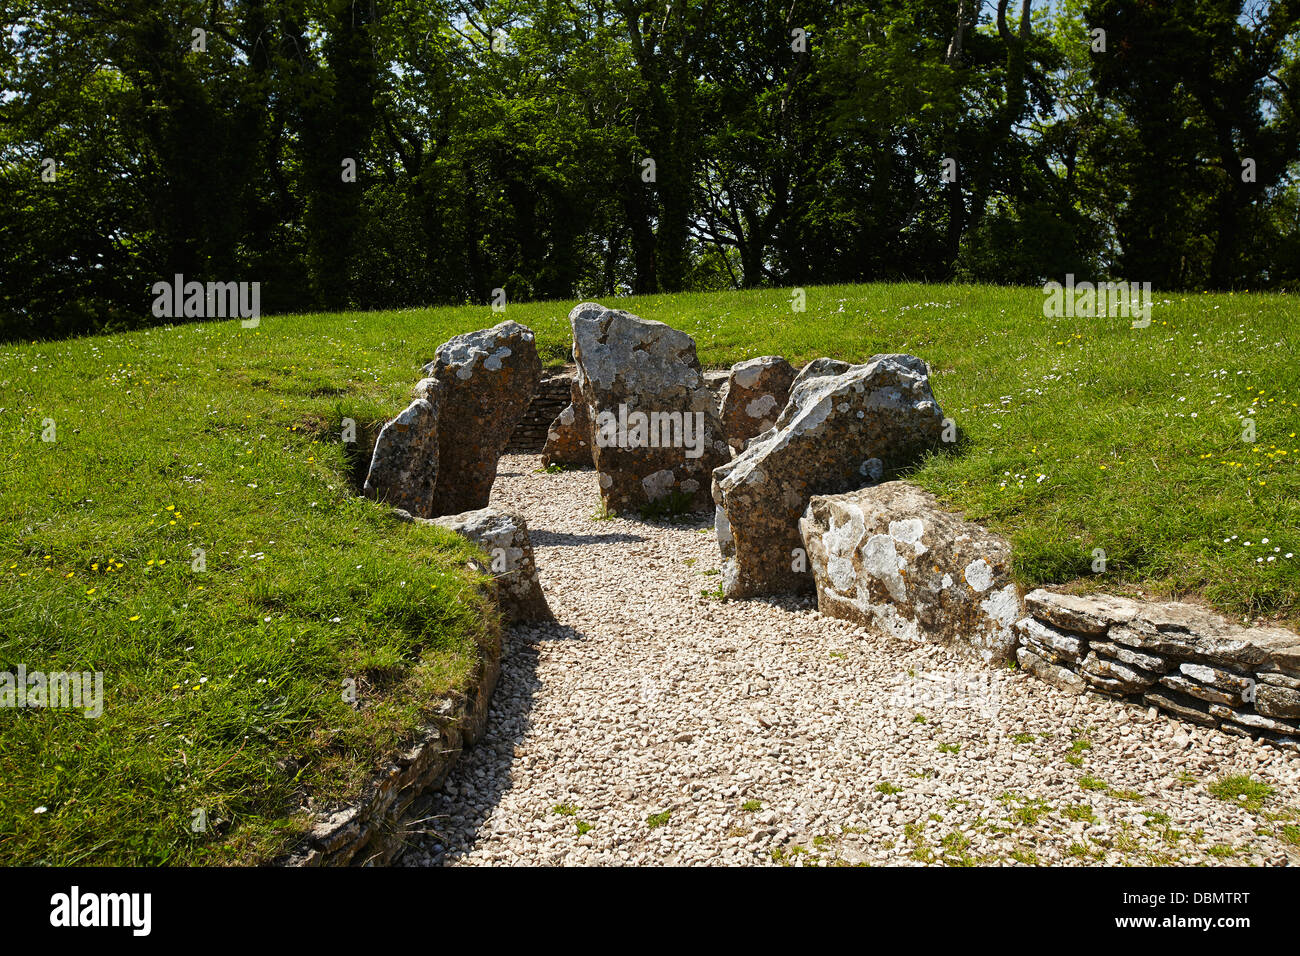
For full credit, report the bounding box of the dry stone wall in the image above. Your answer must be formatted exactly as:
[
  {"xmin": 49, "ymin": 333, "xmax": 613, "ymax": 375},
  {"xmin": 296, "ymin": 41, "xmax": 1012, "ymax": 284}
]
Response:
[
  {"xmin": 506, "ymin": 370, "xmax": 573, "ymax": 454},
  {"xmin": 1016, "ymin": 589, "xmax": 1300, "ymax": 752}
]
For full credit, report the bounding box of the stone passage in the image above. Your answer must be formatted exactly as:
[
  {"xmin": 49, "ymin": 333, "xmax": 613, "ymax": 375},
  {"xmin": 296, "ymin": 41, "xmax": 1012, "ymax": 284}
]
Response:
[
  {"xmin": 713, "ymin": 355, "xmax": 945, "ymax": 599},
  {"xmin": 801, "ymin": 482, "xmax": 1022, "ymax": 664},
  {"xmin": 507, "ymin": 370, "xmax": 573, "ymax": 454},
  {"xmin": 1017, "ymin": 590, "xmax": 1300, "ymax": 751},
  {"xmin": 400, "ymin": 456, "xmax": 1300, "ymax": 867}
]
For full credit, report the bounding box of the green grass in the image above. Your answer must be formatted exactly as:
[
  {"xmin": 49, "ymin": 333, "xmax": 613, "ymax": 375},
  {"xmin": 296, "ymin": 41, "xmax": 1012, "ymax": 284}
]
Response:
[
  {"xmin": 1209, "ymin": 774, "xmax": 1274, "ymax": 811},
  {"xmin": 3, "ymin": 280, "xmax": 1298, "ymax": 864},
  {"xmin": 0, "ymin": 317, "xmax": 501, "ymax": 864}
]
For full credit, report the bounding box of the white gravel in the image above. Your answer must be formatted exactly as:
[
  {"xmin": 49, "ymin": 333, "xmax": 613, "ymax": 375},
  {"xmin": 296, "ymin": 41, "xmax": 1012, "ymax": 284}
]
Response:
[{"xmin": 401, "ymin": 455, "xmax": 1300, "ymax": 866}]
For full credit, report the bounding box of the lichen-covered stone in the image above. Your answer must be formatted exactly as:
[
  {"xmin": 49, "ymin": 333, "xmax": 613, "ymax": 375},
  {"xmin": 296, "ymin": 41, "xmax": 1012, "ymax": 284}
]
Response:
[
  {"xmin": 719, "ymin": 356, "xmax": 796, "ymax": 451},
  {"xmin": 1080, "ymin": 651, "xmax": 1158, "ymax": 694},
  {"xmin": 1016, "ymin": 647, "xmax": 1086, "ymax": 694},
  {"xmin": 714, "ymin": 354, "xmax": 945, "ymax": 598},
  {"xmin": 426, "ymin": 507, "xmax": 552, "ymax": 624},
  {"xmin": 541, "ymin": 379, "xmax": 594, "ymax": 469},
  {"xmin": 1255, "ymin": 682, "xmax": 1300, "ymax": 719},
  {"xmin": 801, "ymin": 482, "xmax": 1019, "ymax": 662},
  {"xmin": 1142, "ymin": 690, "xmax": 1216, "ymax": 727},
  {"xmin": 1023, "ymin": 590, "xmax": 1140, "ymax": 636},
  {"xmin": 423, "ymin": 321, "xmax": 542, "ymax": 515},
  {"xmin": 363, "ymin": 397, "xmax": 440, "ymax": 517},
  {"xmin": 1016, "ymin": 617, "xmax": 1085, "ymax": 664},
  {"xmin": 569, "ymin": 302, "xmax": 728, "ymax": 513}
]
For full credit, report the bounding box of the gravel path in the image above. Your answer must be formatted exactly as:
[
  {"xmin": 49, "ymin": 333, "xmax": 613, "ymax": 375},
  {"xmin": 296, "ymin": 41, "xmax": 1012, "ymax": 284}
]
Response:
[{"xmin": 401, "ymin": 455, "xmax": 1300, "ymax": 866}]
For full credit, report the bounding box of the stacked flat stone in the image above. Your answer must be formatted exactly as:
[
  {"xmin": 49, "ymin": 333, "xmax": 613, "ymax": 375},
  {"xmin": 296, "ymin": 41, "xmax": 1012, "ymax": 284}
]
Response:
[{"xmin": 1016, "ymin": 589, "xmax": 1300, "ymax": 751}]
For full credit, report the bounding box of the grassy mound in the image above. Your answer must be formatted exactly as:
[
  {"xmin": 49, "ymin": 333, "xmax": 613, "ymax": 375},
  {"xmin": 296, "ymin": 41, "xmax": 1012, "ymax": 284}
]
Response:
[{"xmin": 1, "ymin": 281, "xmax": 1296, "ymax": 863}]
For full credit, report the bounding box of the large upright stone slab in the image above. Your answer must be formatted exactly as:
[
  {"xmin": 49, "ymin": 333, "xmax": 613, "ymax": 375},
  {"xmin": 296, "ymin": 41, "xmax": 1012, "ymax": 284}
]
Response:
[
  {"xmin": 541, "ymin": 378, "xmax": 594, "ymax": 469},
  {"xmin": 720, "ymin": 356, "xmax": 796, "ymax": 451},
  {"xmin": 712, "ymin": 354, "xmax": 945, "ymax": 598},
  {"xmin": 363, "ymin": 397, "xmax": 440, "ymax": 517},
  {"xmin": 569, "ymin": 302, "xmax": 728, "ymax": 512},
  {"xmin": 422, "ymin": 321, "xmax": 542, "ymax": 515},
  {"xmin": 425, "ymin": 507, "xmax": 552, "ymax": 624},
  {"xmin": 800, "ymin": 482, "xmax": 1021, "ymax": 663}
]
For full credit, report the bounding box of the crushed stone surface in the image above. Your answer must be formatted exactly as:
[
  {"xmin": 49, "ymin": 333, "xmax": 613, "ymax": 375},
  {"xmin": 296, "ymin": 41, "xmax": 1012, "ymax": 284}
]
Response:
[{"xmin": 400, "ymin": 455, "xmax": 1300, "ymax": 866}]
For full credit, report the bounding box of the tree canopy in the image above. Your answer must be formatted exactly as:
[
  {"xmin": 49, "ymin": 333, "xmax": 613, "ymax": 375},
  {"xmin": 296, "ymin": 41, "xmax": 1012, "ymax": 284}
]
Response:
[{"xmin": 3, "ymin": 0, "xmax": 1298, "ymax": 339}]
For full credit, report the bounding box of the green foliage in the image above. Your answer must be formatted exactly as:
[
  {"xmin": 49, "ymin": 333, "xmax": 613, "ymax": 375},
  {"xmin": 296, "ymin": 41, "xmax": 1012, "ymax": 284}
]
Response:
[{"xmin": 5, "ymin": 1, "xmax": 1300, "ymax": 341}]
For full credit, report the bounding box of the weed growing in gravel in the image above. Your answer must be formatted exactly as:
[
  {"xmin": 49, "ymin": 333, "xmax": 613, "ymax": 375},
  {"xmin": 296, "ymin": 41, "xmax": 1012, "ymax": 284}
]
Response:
[
  {"xmin": 1111, "ymin": 789, "xmax": 1146, "ymax": 801},
  {"xmin": 700, "ymin": 583, "xmax": 726, "ymax": 601},
  {"xmin": 1063, "ymin": 804, "xmax": 1097, "ymax": 823},
  {"xmin": 591, "ymin": 503, "xmax": 616, "ymax": 521},
  {"xmin": 1281, "ymin": 825, "xmax": 1300, "ymax": 846},
  {"xmin": 646, "ymin": 810, "xmax": 672, "ymax": 829},
  {"xmin": 1209, "ymin": 774, "xmax": 1274, "ymax": 811},
  {"xmin": 1011, "ymin": 798, "xmax": 1052, "ymax": 826},
  {"xmin": 552, "ymin": 803, "xmax": 579, "ymax": 816},
  {"xmin": 535, "ymin": 464, "xmax": 571, "ymax": 474},
  {"xmin": 574, "ymin": 820, "xmax": 593, "ymax": 836},
  {"xmin": 876, "ymin": 782, "xmax": 903, "ymax": 795},
  {"xmin": 1011, "ymin": 732, "xmax": 1036, "ymax": 744},
  {"xmin": 1079, "ymin": 775, "xmax": 1108, "ymax": 791},
  {"xmin": 1010, "ymin": 847, "xmax": 1039, "ymax": 865},
  {"xmin": 940, "ymin": 831, "xmax": 976, "ymax": 866},
  {"xmin": 741, "ymin": 800, "xmax": 762, "ymax": 812},
  {"xmin": 1207, "ymin": 843, "xmax": 1239, "ymax": 858},
  {"xmin": 938, "ymin": 742, "xmax": 960, "ymax": 754},
  {"xmin": 912, "ymin": 713, "xmax": 927, "ymax": 724}
]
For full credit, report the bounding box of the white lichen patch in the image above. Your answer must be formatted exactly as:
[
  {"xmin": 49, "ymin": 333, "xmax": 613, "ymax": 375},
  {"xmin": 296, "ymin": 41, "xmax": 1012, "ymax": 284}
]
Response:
[
  {"xmin": 963, "ymin": 558, "xmax": 994, "ymax": 593},
  {"xmin": 863, "ymin": 533, "xmax": 907, "ymax": 603}
]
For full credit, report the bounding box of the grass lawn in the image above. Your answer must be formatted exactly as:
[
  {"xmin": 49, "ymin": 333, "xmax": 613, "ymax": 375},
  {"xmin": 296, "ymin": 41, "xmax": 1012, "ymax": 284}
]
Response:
[{"xmin": 2, "ymin": 281, "xmax": 1297, "ymax": 864}]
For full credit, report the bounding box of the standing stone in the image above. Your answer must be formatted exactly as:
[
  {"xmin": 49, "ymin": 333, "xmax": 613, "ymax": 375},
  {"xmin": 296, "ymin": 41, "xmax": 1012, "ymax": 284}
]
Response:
[
  {"xmin": 363, "ymin": 397, "xmax": 440, "ymax": 517},
  {"xmin": 720, "ymin": 356, "xmax": 796, "ymax": 451},
  {"xmin": 426, "ymin": 508, "xmax": 552, "ymax": 624},
  {"xmin": 423, "ymin": 321, "xmax": 542, "ymax": 515},
  {"xmin": 569, "ymin": 302, "xmax": 728, "ymax": 513},
  {"xmin": 712, "ymin": 354, "xmax": 945, "ymax": 598},
  {"xmin": 541, "ymin": 379, "xmax": 595, "ymax": 468},
  {"xmin": 799, "ymin": 481, "xmax": 1021, "ymax": 663}
]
